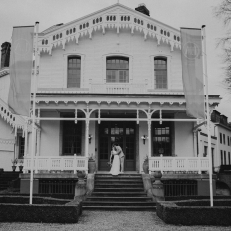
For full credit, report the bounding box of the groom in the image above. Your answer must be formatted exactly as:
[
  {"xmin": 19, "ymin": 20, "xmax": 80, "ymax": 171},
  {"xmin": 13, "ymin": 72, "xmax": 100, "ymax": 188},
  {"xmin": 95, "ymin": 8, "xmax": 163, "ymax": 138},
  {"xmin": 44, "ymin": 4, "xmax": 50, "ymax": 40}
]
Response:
[{"xmin": 114, "ymin": 143, "xmax": 125, "ymax": 173}]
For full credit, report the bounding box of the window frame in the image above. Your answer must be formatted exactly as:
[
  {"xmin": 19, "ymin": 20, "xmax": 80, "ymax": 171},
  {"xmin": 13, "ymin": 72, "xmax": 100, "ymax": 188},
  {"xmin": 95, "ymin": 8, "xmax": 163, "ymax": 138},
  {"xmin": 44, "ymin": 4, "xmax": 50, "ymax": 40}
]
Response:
[
  {"xmin": 150, "ymin": 54, "xmax": 172, "ymax": 90},
  {"xmin": 152, "ymin": 121, "xmax": 172, "ymax": 157},
  {"xmin": 221, "ymin": 150, "xmax": 223, "ymax": 165},
  {"xmin": 106, "ymin": 56, "xmax": 129, "ymax": 83},
  {"xmin": 63, "ymin": 53, "xmax": 85, "ymax": 88},
  {"xmin": 102, "ymin": 53, "xmax": 133, "ymax": 84},
  {"xmin": 18, "ymin": 136, "xmax": 25, "ymax": 159}
]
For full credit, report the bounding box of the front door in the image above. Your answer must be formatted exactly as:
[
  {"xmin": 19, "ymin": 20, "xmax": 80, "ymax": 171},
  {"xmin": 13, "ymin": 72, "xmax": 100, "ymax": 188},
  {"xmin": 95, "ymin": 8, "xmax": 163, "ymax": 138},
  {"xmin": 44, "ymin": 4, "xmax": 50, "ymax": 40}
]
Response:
[{"xmin": 98, "ymin": 121, "xmax": 136, "ymax": 171}]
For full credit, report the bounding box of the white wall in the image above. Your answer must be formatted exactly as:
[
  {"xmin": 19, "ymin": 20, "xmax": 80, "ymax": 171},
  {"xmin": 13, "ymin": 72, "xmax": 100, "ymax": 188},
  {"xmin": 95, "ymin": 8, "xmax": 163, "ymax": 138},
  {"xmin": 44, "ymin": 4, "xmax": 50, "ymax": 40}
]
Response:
[
  {"xmin": 38, "ymin": 29, "xmax": 182, "ymax": 90},
  {"xmin": 174, "ymin": 112, "xmax": 194, "ymax": 157},
  {"xmin": 0, "ymin": 74, "xmax": 10, "ymax": 103},
  {"xmin": 40, "ymin": 111, "xmax": 60, "ymax": 156},
  {"xmin": 0, "ymin": 117, "xmax": 15, "ymax": 171}
]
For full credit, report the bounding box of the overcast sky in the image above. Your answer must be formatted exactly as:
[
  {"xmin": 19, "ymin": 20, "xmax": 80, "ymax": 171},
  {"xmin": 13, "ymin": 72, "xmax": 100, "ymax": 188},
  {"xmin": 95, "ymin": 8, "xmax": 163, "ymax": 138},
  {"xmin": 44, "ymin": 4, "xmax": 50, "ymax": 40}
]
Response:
[{"xmin": 0, "ymin": 0, "xmax": 230, "ymax": 120}]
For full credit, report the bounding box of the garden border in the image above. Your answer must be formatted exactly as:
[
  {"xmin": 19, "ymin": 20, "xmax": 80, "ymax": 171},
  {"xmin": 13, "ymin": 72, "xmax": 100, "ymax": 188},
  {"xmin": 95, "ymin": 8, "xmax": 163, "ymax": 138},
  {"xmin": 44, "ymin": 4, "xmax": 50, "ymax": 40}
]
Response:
[
  {"xmin": 0, "ymin": 196, "xmax": 82, "ymax": 223},
  {"xmin": 157, "ymin": 199, "xmax": 231, "ymax": 226}
]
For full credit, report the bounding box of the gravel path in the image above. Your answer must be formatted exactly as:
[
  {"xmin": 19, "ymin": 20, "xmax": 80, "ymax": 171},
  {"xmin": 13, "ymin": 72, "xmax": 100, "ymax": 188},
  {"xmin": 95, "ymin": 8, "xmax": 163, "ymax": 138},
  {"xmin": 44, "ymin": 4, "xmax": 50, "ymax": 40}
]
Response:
[{"xmin": 0, "ymin": 210, "xmax": 230, "ymax": 231}]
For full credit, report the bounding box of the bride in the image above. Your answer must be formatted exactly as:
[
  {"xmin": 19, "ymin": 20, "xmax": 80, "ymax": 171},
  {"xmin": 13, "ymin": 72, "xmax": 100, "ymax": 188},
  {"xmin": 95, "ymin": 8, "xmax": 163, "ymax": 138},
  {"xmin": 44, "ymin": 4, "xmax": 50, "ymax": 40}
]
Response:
[{"xmin": 109, "ymin": 145, "xmax": 120, "ymax": 176}]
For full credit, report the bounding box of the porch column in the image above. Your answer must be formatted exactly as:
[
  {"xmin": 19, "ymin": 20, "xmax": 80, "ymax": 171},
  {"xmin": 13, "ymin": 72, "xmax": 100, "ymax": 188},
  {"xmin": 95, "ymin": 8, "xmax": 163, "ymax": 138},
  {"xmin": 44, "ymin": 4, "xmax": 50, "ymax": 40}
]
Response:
[
  {"xmin": 85, "ymin": 120, "xmax": 89, "ymax": 158},
  {"xmin": 193, "ymin": 131, "xmax": 197, "ymax": 157},
  {"xmin": 148, "ymin": 120, "xmax": 151, "ymax": 158},
  {"xmin": 24, "ymin": 129, "xmax": 28, "ymax": 156},
  {"xmin": 36, "ymin": 130, "xmax": 41, "ymax": 156}
]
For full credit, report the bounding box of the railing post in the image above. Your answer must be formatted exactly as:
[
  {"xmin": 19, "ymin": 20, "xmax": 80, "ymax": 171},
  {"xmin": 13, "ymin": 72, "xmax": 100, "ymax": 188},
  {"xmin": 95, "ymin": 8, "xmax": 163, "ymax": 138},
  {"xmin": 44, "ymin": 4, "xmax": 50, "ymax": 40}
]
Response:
[
  {"xmin": 61, "ymin": 156, "xmax": 64, "ymax": 172},
  {"xmin": 74, "ymin": 154, "xmax": 77, "ymax": 174},
  {"xmin": 198, "ymin": 157, "xmax": 201, "ymax": 174},
  {"xmin": 186, "ymin": 158, "xmax": 189, "ymax": 172},
  {"xmin": 48, "ymin": 157, "xmax": 51, "ymax": 173},
  {"xmin": 35, "ymin": 156, "xmax": 38, "ymax": 173},
  {"xmin": 160, "ymin": 154, "xmax": 163, "ymax": 174}
]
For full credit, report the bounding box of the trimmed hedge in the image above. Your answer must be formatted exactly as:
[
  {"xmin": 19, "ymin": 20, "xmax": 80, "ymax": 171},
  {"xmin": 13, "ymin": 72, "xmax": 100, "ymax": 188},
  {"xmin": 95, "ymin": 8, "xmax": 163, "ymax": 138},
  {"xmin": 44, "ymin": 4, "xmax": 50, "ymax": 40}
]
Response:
[
  {"xmin": 0, "ymin": 196, "xmax": 82, "ymax": 223},
  {"xmin": 157, "ymin": 199, "xmax": 231, "ymax": 226}
]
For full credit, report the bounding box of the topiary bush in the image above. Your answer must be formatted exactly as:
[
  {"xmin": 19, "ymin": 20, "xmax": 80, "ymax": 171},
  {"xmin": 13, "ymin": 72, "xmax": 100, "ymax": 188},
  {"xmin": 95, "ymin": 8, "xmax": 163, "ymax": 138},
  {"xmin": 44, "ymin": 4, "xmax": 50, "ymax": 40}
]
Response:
[
  {"xmin": 157, "ymin": 199, "xmax": 231, "ymax": 226},
  {"xmin": 0, "ymin": 196, "xmax": 82, "ymax": 223}
]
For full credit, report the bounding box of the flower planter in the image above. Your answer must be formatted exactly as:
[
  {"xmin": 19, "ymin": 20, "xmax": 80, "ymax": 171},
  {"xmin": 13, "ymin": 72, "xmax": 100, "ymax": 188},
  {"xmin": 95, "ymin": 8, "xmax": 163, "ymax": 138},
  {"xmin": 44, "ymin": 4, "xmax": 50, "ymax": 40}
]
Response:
[
  {"xmin": 12, "ymin": 166, "xmax": 16, "ymax": 172},
  {"xmin": 19, "ymin": 166, "xmax": 23, "ymax": 172},
  {"xmin": 88, "ymin": 159, "xmax": 96, "ymax": 174},
  {"xmin": 143, "ymin": 160, "xmax": 149, "ymax": 174}
]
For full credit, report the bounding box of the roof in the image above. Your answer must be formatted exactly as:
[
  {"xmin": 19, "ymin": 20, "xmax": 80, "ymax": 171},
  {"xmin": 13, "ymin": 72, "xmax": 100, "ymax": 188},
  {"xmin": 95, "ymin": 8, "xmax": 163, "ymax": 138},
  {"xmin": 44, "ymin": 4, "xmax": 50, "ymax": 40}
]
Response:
[{"xmin": 40, "ymin": 3, "xmax": 180, "ymax": 35}]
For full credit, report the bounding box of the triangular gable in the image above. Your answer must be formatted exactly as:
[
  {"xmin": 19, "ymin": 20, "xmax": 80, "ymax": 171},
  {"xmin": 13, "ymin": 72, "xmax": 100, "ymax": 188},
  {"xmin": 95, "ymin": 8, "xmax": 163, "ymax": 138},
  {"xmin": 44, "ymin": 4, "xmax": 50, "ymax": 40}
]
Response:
[{"xmin": 38, "ymin": 3, "xmax": 181, "ymax": 54}]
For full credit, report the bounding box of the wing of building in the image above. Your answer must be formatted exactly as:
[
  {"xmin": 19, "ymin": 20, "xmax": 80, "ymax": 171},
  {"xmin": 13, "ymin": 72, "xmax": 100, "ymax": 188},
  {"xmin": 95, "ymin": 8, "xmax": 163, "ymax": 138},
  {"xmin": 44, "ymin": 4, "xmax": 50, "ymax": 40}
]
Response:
[{"xmin": 1, "ymin": 3, "xmax": 228, "ymax": 198}]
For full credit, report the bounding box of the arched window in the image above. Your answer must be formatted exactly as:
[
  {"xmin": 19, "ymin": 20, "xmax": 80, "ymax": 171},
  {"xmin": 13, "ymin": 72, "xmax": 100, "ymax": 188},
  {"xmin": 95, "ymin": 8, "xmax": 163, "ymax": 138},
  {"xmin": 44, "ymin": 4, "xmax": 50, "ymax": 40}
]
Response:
[
  {"xmin": 106, "ymin": 57, "xmax": 129, "ymax": 83},
  {"xmin": 154, "ymin": 57, "xmax": 167, "ymax": 89},
  {"xmin": 67, "ymin": 56, "xmax": 81, "ymax": 88}
]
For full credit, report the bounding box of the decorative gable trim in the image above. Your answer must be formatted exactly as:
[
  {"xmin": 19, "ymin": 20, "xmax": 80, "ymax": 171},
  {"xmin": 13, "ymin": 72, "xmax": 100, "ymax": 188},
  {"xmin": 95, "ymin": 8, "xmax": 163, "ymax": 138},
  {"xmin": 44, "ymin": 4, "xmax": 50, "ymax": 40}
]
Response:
[{"xmin": 38, "ymin": 4, "xmax": 181, "ymax": 55}]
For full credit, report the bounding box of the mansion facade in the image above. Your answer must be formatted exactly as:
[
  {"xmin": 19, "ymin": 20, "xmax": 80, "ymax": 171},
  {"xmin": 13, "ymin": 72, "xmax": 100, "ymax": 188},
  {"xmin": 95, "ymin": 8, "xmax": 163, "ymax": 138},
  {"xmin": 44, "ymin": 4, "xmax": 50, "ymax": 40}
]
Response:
[{"xmin": 0, "ymin": 3, "xmax": 221, "ymax": 178}]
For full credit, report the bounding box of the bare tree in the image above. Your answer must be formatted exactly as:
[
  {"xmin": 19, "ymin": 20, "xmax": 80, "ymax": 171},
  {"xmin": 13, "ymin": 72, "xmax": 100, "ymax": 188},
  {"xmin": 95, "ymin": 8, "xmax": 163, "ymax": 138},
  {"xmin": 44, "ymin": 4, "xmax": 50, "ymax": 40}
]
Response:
[{"xmin": 214, "ymin": 0, "xmax": 231, "ymax": 90}]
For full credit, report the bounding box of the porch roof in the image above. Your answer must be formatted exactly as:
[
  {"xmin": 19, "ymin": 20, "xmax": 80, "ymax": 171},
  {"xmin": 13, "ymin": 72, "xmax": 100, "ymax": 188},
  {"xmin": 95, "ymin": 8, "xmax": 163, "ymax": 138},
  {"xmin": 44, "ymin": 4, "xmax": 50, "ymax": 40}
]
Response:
[{"xmin": 34, "ymin": 93, "xmax": 221, "ymax": 108}]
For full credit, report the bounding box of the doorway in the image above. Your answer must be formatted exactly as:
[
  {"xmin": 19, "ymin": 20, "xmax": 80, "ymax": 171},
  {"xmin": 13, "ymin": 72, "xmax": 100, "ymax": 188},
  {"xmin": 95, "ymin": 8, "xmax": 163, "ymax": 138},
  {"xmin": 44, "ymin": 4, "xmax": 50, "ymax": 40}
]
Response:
[{"xmin": 98, "ymin": 121, "xmax": 136, "ymax": 171}]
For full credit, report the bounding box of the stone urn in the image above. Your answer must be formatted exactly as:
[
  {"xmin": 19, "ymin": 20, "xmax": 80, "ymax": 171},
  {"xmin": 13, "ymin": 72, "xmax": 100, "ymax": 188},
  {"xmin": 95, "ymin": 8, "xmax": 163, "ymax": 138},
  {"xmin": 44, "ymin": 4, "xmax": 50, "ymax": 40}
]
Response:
[
  {"xmin": 88, "ymin": 158, "xmax": 96, "ymax": 174},
  {"xmin": 77, "ymin": 171, "xmax": 86, "ymax": 183},
  {"xmin": 143, "ymin": 159, "xmax": 149, "ymax": 174},
  {"xmin": 153, "ymin": 171, "xmax": 162, "ymax": 183}
]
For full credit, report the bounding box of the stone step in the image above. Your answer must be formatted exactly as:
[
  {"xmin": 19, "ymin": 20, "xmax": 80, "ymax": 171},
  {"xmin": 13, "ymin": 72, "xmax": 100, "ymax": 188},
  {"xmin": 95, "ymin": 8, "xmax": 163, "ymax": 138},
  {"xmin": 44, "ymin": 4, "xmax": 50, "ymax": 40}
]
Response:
[
  {"xmin": 82, "ymin": 205, "xmax": 156, "ymax": 211},
  {"xmin": 94, "ymin": 184, "xmax": 143, "ymax": 188},
  {"xmin": 82, "ymin": 201, "xmax": 156, "ymax": 206},
  {"xmin": 95, "ymin": 178, "xmax": 143, "ymax": 183},
  {"xmin": 94, "ymin": 188, "xmax": 144, "ymax": 192},
  {"xmin": 85, "ymin": 197, "xmax": 153, "ymax": 202},
  {"xmin": 91, "ymin": 192, "xmax": 147, "ymax": 197},
  {"xmin": 95, "ymin": 175, "xmax": 142, "ymax": 179}
]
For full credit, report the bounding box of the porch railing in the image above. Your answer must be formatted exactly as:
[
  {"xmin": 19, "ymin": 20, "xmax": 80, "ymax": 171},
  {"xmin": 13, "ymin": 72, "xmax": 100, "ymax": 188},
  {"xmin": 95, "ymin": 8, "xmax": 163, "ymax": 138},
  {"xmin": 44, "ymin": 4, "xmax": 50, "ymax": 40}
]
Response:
[
  {"xmin": 149, "ymin": 156, "xmax": 210, "ymax": 174},
  {"xmin": 23, "ymin": 155, "xmax": 88, "ymax": 173}
]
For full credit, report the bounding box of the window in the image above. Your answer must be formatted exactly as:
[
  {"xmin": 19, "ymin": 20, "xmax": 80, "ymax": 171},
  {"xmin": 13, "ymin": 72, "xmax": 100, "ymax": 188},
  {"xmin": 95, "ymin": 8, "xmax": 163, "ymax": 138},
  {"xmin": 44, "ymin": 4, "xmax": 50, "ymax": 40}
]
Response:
[
  {"xmin": 106, "ymin": 57, "xmax": 129, "ymax": 83},
  {"xmin": 220, "ymin": 133, "xmax": 222, "ymax": 144},
  {"xmin": 221, "ymin": 150, "xmax": 223, "ymax": 165},
  {"xmin": 18, "ymin": 136, "xmax": 25, "ymax": 159},
  {"xmin": 223, "ymin": 134, "xmax": 226, "ymax": 145},
  {"xmin": 229, "ymin": 152, "xmax": 231, "ymax": 165},
  {"xmin": 204, "ymin": 146, "xmax": 208, "ymax": 157},
  {"xmin": 67, "ymin": 56, "xmax": 81, "ymax": 88},
  {"xmin": 228, "ymin": 136, "xmax": 230, "ymax": 146},
  {"xmin": 154, "ymin": 57, "xmax": 167, "ymax": 89},
  {"xmin": 224, "ymin": 151, "xmax": 227, "ymax": 164},
  {"xmin": 152, "ymin": 122, "xmax": 171, "ymax": 156},
  {"xmin": 63, "ymin": 121, "xmax": 82, "ymax": 155}
]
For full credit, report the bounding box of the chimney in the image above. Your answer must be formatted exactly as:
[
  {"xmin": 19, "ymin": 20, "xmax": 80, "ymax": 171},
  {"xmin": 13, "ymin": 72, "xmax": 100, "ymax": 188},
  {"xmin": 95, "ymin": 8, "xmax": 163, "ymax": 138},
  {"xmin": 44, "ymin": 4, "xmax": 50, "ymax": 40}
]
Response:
[
  {"xmin": 1, "ymin": 42, "xmax": 11, "ymax": 69},
  {"xmin": 135, "ymin": 3, "xmax": 150, "ymax": 16}
]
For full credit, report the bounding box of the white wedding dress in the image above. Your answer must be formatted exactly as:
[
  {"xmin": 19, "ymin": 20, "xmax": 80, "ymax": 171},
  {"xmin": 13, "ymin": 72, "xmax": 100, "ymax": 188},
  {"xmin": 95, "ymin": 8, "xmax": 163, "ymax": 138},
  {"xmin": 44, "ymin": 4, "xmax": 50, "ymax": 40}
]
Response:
[{"xmin": 110, "ymin": 150, "xmax": 120, "ymax": 176}]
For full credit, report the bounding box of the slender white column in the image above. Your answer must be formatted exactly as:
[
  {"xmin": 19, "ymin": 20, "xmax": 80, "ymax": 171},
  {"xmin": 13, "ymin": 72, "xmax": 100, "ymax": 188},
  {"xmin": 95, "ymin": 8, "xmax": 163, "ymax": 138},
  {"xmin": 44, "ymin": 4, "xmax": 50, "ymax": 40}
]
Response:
[
  {"xmin": 24, "ymin": 129, "xmax": 28, "ymax": 156},
  {"xmin": 85, "ymin": 120, "xmax": 89, "ymax": 159},
  {"xmin": 30, "ymin": 22, "xmax": 39, "ymax": 205},
  {"xmin": 202, "ymin": 25, "xmax": 213, "ymax": 207},
  {"xmin": 36, "ymin": 130, "xmax": 41, "ymax": 156},
  {"xmin": 148, "ymin": 120, "xmax": 151, "ymax": 159}
]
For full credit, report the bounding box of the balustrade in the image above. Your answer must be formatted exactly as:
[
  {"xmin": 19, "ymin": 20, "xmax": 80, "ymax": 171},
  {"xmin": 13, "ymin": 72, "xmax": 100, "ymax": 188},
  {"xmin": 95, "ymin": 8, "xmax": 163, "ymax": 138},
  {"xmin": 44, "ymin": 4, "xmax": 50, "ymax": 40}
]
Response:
[
  {"xmin": 149, "ymin": 156, "xmax": 210, "ymax": 174},
  {"xmin": 23, "ymin": 155, "xmax": 88, "ymax": 173}
]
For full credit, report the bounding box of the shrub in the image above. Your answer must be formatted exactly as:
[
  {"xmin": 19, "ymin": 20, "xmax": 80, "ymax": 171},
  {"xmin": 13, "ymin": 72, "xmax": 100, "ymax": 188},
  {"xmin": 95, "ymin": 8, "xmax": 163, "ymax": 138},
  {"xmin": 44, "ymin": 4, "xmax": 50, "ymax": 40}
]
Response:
[
  {"xmin": 0, "ymin": 196, "xmax": 82, "ymax": 223},
  {"xmin": 157, "ymin": 199, "xmax": 231, "ymax": 226}
]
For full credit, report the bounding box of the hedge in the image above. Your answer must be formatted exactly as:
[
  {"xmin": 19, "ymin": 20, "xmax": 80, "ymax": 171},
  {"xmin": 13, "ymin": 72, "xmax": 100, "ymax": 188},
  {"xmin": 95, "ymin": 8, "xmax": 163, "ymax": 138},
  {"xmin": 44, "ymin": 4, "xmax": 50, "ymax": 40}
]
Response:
[
  {"xmin": 0, "ymin": 196, "xmax": 82, "ymax": 223},
  {"xmin": 157, "ymin": 199, "xmax": 231, "ymax": 226}
]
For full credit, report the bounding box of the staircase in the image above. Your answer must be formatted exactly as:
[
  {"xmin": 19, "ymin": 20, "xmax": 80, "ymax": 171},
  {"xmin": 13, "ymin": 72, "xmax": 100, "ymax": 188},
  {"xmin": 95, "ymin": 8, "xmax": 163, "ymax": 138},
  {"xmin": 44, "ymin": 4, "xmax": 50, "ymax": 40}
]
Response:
[
  {"xmin": 0, "ymin": 171, "xmax": 20, "ymax": 191},
  {"xmin": 82, "ymin": 173, "xmax": 156, "ymax": 211}
]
